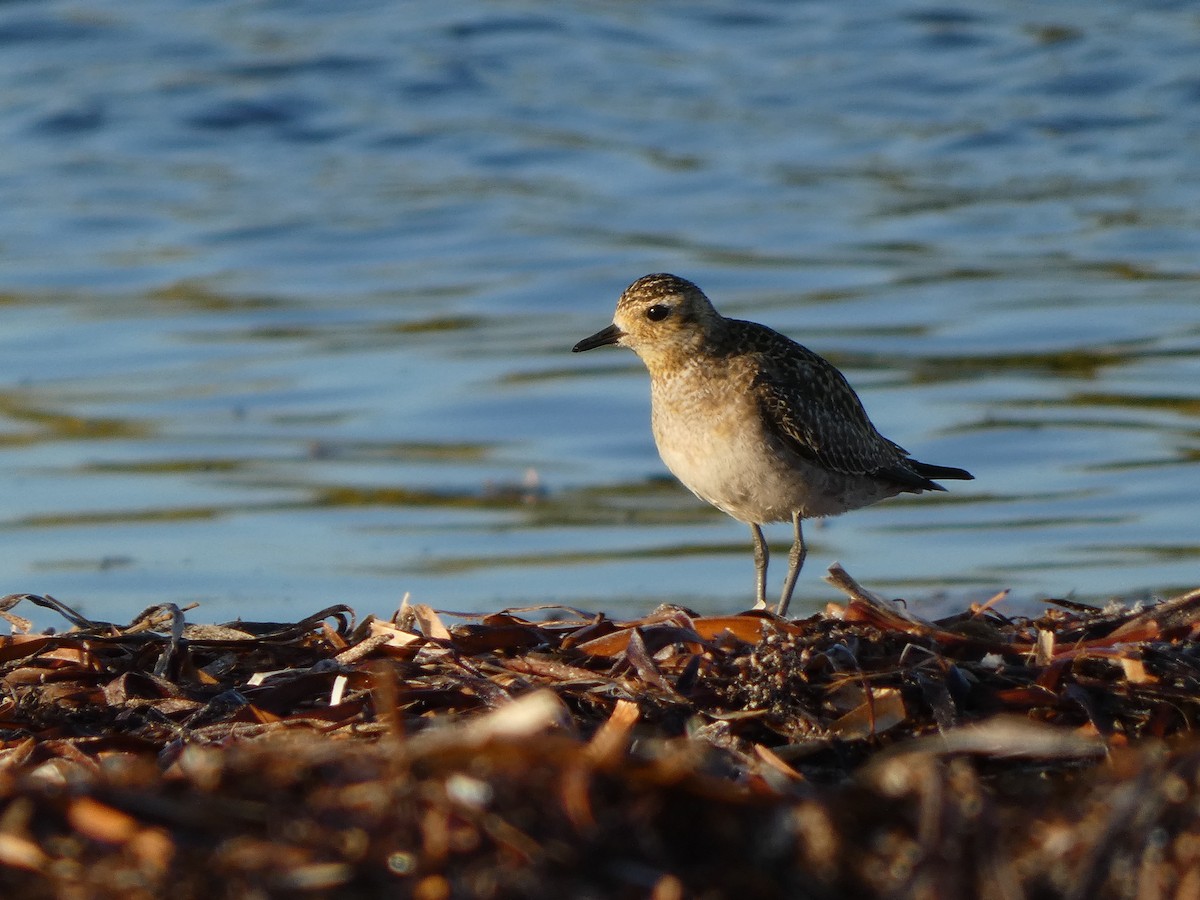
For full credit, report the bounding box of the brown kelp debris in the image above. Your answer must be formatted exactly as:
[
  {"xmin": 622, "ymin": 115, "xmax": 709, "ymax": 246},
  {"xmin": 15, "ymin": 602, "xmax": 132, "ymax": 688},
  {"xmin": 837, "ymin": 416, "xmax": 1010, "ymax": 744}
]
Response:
[{"xmin": 1, "ymin": 570, "xmax": 1200, "ymax": 897}]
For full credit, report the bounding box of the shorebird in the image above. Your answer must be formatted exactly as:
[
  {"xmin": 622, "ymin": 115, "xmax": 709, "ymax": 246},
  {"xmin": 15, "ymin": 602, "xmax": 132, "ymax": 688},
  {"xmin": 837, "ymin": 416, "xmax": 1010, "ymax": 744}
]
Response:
[{"xmin": 572, "ymin": 273, "xmax": 972, "ymax": 617}]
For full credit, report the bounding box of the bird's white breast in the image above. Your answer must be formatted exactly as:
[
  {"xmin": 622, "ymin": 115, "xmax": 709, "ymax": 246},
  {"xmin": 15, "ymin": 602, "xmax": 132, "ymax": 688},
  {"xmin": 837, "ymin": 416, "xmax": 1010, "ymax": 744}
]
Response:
[{"xmin": 648, "ymin": 360, "xmax": 902, "ymax": 524}]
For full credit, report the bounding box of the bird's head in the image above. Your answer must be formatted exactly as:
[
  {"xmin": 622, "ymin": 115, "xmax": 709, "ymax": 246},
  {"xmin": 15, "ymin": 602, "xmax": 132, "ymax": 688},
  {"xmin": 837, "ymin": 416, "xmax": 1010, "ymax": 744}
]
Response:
[{"xmin": 572, "ymin": 273, "xmax": 719, "ymax": 371}]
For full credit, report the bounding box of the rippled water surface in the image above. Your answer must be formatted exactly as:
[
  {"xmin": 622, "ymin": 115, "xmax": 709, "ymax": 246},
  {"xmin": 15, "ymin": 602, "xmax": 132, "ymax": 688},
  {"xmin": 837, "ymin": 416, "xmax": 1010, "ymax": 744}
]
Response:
[{"xmin": 2, "ymin": 1, "xmax": 1199, "ymax": 627}]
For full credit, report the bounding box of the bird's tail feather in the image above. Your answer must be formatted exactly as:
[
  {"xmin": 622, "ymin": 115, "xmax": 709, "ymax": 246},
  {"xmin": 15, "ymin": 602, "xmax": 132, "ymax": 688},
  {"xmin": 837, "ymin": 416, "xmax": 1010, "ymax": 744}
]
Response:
[{"xmin": 910, "ymin": 460, "xmax": 974, "ymax": 483}]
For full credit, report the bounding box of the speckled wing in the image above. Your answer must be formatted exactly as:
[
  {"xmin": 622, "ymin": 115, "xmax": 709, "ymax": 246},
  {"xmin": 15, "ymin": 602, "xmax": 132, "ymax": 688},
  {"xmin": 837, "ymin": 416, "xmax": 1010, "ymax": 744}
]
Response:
[{"xmin": 743, "ymin": 325, "xmax": 934, "ymax": 490}]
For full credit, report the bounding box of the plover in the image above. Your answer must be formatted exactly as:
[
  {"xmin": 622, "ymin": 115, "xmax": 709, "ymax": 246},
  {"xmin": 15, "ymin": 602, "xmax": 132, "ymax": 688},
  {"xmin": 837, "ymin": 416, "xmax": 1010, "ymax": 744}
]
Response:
[{"xmin": 572, "ymin": 273, "xmax": 972, "ymax": 617}]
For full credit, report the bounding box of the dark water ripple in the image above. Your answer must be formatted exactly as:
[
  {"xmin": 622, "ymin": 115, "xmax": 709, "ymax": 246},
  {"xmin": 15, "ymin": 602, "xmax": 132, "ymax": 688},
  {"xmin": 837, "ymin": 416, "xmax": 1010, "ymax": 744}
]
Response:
[{"xmin": 0, "ymin": 1, "xmax": 1197, "ymax": 625}]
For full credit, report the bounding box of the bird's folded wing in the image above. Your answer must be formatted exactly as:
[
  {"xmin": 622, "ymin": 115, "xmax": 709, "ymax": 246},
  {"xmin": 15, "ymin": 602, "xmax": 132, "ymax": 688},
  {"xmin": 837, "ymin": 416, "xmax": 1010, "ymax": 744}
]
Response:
[{"xmin": 752, "ymin": 356, "xmax": 927, "ymax": 488}]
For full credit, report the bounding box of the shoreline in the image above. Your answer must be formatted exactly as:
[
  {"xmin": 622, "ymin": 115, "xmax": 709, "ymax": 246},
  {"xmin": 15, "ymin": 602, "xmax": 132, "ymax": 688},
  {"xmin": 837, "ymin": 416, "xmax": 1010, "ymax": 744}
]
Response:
[{"xmin": 2, "ymin": 567, "xmax": 1198, "ymax": 897}]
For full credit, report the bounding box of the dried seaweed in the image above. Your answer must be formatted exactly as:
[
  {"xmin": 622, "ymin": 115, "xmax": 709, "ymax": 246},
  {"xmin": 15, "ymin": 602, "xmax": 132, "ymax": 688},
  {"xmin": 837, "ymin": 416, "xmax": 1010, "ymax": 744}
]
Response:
[{"xmin": 2, "ymin": 569, "xmax": 1200, "ymax": 898}]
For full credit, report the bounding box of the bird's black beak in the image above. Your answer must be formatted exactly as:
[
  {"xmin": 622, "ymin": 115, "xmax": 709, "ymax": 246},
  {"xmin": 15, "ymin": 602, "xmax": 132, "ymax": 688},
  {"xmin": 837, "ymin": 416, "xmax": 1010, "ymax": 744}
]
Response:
[{"xmin": 572, "ymin": 323, "xmax": 625, "ymax": 352}]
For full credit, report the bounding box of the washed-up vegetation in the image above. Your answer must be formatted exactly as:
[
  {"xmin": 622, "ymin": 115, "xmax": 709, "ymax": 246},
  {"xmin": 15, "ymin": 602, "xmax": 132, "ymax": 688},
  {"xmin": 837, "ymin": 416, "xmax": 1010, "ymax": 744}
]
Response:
[{"xmin": 2, "ymin": 567, "xmax": 1200, "ymax": 898}]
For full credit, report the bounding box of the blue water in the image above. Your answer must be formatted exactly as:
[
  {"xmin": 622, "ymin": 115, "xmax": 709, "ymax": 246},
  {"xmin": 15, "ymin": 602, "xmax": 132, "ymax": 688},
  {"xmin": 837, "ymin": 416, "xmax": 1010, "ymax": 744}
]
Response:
[{"xmin": 1, "ymin": 1, "xmax": 1198, "ymax": 628}]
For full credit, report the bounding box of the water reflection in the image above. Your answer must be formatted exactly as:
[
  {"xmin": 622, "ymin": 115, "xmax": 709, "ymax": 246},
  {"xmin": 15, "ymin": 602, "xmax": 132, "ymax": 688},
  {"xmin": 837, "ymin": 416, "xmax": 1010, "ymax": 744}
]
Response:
[{"xmin": 0, "ymin": 2, "xmax": 1198, "ymax": 628}]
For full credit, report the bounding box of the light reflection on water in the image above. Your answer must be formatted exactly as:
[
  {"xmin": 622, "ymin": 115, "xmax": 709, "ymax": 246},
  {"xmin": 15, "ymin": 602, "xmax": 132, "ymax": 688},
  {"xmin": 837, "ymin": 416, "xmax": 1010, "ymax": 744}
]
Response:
[{"xmin": 1, "ymin": 2, "xmax": 1199, "ymax": 628}]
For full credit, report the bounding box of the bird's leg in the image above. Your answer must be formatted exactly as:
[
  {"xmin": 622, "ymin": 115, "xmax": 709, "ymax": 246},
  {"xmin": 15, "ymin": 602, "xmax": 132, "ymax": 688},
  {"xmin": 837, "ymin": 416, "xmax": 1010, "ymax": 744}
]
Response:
[
  {"xmin": 750, "ymin": 524, "xmax": 769, "ymax": 609},
  {"xmin": 777, "ymin": 512, "xmax": 806, "ymax": 618}
]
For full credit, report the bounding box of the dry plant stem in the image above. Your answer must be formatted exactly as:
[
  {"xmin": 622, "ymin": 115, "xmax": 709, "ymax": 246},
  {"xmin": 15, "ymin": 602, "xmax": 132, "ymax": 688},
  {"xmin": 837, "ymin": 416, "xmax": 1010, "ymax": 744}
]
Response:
[
  {"xmin": 824, "ymin": 562, "xmax": 937, "ymax": 627},
  {"xmin": 1, "ymin": 580, "xmax": 1200, "ymax": 897},
  {"xmin": 1109, "ymin": 585, "xmax": 1200, "ymax": 638}
]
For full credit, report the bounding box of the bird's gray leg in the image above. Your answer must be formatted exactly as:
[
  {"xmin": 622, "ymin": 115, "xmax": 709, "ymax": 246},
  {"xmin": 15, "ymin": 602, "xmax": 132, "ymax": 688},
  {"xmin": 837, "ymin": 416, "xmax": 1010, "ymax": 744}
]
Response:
[
  {"xmin": 777, "ymin": 512, "xmax": 806, "ymax": 618},
  {"xmin": 750, "ymin": 524, "xmax": 768, "ymax": 609}
]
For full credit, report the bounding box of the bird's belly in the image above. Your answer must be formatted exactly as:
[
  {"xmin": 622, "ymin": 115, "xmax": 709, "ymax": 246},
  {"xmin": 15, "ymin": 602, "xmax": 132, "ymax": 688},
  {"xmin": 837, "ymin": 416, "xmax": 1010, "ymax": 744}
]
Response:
[{"xmin": 652, "ymin": 415, "xmax": 900, "ymax": 524}]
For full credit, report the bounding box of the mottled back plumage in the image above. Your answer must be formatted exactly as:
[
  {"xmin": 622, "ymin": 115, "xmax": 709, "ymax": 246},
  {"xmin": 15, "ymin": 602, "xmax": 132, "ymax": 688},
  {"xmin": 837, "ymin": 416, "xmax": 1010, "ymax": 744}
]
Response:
[{"xmin": 726, "ymin": 321, "xmax": 934, "ymax": 490}]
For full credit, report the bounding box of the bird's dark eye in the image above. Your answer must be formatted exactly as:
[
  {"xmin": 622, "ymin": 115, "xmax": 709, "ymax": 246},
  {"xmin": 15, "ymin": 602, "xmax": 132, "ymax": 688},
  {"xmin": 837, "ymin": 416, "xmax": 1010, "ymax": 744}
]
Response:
[{"xmin": 645, "ymin": 304, "xmax": 671, "ymax": 322}]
